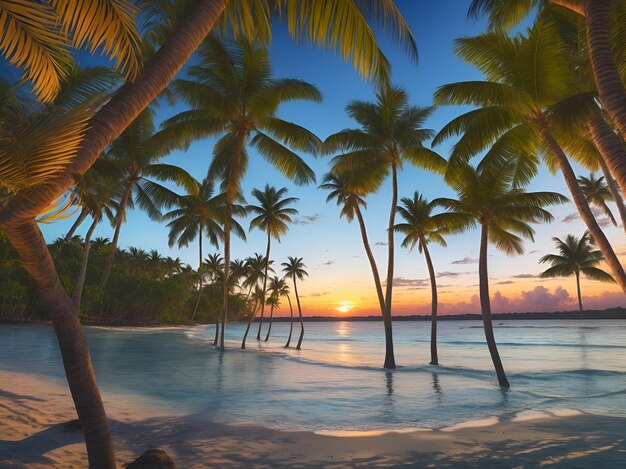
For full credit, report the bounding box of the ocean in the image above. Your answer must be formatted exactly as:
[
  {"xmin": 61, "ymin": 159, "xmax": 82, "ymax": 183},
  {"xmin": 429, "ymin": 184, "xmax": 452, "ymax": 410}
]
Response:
[{"xmin": 1, "ymin": 320, "xmax": 625, "ymax": 432}]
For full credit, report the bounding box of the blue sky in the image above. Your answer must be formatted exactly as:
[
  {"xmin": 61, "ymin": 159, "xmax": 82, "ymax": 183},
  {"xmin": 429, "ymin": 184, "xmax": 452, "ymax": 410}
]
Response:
[{"xmin": 41, "ymin": 1, "xmax": 626, "ymax": 316}]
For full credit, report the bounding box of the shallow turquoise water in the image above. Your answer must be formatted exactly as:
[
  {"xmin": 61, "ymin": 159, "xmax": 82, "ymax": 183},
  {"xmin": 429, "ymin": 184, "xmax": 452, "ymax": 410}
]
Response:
[{"xmin": 1, "ymin": 320, "xmax": 625, "ymax": 431}]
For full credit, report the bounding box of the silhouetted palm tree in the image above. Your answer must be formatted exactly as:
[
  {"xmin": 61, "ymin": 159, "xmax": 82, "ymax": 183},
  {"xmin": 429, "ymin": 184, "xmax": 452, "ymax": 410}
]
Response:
[{"xmin": 282, "ymin": 257, "xmax": 308, "ymax": 350}]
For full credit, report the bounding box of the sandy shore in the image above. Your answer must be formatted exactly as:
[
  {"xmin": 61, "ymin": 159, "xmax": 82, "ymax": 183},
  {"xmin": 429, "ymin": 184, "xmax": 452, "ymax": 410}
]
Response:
[{"xmin": 1, "ymin": 370, "xmax": 625, "ymax": 468}]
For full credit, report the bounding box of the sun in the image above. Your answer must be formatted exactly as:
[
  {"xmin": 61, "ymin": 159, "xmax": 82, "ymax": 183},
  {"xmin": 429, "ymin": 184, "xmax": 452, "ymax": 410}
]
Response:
[{"xmin": 336, "ymin": 301, "xmax": 353, "ymax": 313}]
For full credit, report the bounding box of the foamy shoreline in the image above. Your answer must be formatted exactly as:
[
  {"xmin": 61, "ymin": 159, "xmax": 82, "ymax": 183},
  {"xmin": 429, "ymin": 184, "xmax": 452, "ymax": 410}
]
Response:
[{"xmin": 2, "ymin": 369, "xmax": 625, "ymax": 468}]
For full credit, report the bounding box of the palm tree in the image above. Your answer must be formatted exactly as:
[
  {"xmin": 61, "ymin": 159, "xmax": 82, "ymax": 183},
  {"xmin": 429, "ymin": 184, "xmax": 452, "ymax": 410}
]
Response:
[
  {"xmin": 284, "ymin": 289, "xmax": 296, "ymax": 348},
  {"xmin": 265, "ymin": 276, "xmax": 288, "ymax": 342},
  {"xmin": 433, "ymin": 19, "xmax": 626, "ymax": 295},
  {"xmin": 438, "ymin": 161, "xmax": 568, "ymax": 387},
  {"xmin": 98, "ymin": 108, "xmax": 197, "ymax": 290},
  {"xmin": 0, "ymin": 4, "xmax": 416, "ymax": 465},
  {"xmin": 204, "ymin": 253, "xmax": 225, "ymax": 345},
  {"xmin": 394, "ymin": 192, "xmax": 461, "ymax": 366},
  {"xmin": 241, "ymin": 255, "xmax": 275, "ymax": 349},
  {"xmin": 325, "ymin": 86, "xmax": 445, "ymax": 369},
  {"xmin": 540, "ymin": 231, "xmax": 615, "ymax": 319},
  {"xmin": 246, "ymin": 186, "xmax": 298, "ymax": 343},
  {"xmin": 159, "ymin": 38, "xmax": 320, "ymax": 351},
  {"xmin": 282, "ymin": 257, "xmax": 308, "ymax": 350},
  {"xmin": 163, "ymin": 177, "xmax": 225, "ymax": 320},
  {"xmin": 577, "ymin": 173, "xmax": 617, "ymax": 226}
]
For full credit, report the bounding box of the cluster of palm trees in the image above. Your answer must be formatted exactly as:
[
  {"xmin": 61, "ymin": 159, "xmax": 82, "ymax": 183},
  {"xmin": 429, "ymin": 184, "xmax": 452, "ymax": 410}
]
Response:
[{"xmin": 2, "ymin": 0, "xmax": 626, "ymax": 466}]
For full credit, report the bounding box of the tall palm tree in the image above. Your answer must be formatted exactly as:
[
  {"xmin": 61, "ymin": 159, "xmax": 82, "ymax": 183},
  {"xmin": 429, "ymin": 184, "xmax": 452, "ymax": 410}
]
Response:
[
  {"xmin": 265, "ymin": 276, "xmax": 288, "ymax": 342},
  {"xmin": 204, "ymin": 253, "xmax": 225, "ymax": 345},
  {"xmin": 241, "ymin": 255, "xmax": 275, "ymax": 349},
  {"xmin": 246, "ymin": 186, "xmax": 298, "ymax": 343},
  {"xmin": 438, "ymin": 161, "xmax": 568, "ymax": 387},
  {"xmin": 577, "ymin": 173, "xmax": 617, "ymax": 226},
  {"xmin": 433, "ymin": 19, "xmax": 626, "ymax": 295},
  {"xmin": 163, "ymin": 177, "xmax": 226, "ymax": 320},
  {"xmin": 394, "ymin": 192, "xmax": 461, "ymax": 366},
  {"xmin": 0, "ymin": 3, "xmax": 416, "ymax": 465},
  {"xmin": 98, "ymin": 108, "xmax": 197, "ymax": 290},
  {"xmin": 282, "ymin": 257, "xmax": 308, "ymax": 350},
  {"xmin": 540, "ymin": 231, "xmax": 615, "ymax": 318},
  {"xmin": 325, "ymin": 86, "xmax": 445, "ymax": 369},
  {"xmin": 283, "ymin": 286, "xmax": 295, "ymax": 348},
  {"xmin": 159, "ymin": 38, "xmax": 320, "ymax": 351}
]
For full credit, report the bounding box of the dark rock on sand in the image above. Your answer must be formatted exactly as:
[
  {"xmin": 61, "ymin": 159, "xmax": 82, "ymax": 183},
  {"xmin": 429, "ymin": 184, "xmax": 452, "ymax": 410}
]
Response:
[{"xmin": 125, "ymin": 449, "xmax": 177, "ymax": 469}]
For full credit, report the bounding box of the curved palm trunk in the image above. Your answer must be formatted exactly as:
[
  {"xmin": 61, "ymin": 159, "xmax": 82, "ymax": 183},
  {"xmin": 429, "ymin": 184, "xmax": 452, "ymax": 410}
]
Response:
[
  {"xmin": 599, "ymin": 160, "xmax": 626, "ymax": 238},
  {"xmin": 422, "ymin": 241, "xmax": 438, "ymax": 366},
  {"xmin": 382, "ymin": 163, "xmax": 399, "ymax": 370},
  {"xmin": 65, "ymin": 207, "xmax": 88, "ymax": 240},
  {"xmin": 575, "ymin": 270, "xmax": 584, "ymax": 320},
  {"xmin": 539, "ymin": 122, "xmax": 626, "ymax": 294},
  {"xmin": 72, "ymin": 217, "xmax": 99, "ymax": 310},
  {"xmin": 191, "ymin": 226, "xmax": 203, "ymax": 321},
  {"xmin": 264, "ymin": 303, "xmax": 275, "ymax": 341},
  {"xmin": 294, "ymin": 277, "xmax": 305, "ymax": 350},
  {"xmin": 584, "ymin": 0, "xmax": 626, "ymax": 143},
  {"xmin": 256, "ymin": 231, "xmax": 272, "ymax": 340},
  {"xmin": 0, "ymin": 220, "xmax": 115, "ymax": 468},
  {"xmin": 285, "ymin": 294, "xmax": 294, "ymax": 347},
  {"xmin": 99, "ymin": 183, "xmax": 133, "ymax": 290},
  {"xmin": 220, "ymin": 213, "xmax": 231, "ymax": 352},
  {"xmin": 354, "ymin": 207, "xmax": 386, "ymax": 314},
  {"xmin": 479, "ymin": 224, "xmax": 510, "ymax": 388},
  {"xmin": 588, "ymin": 115, "xmax": 626, "ymax": 200}
]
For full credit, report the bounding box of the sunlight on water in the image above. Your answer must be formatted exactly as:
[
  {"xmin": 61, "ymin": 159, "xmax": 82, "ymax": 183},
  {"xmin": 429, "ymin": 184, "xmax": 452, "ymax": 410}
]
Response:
[{"xmin": 1, "ymin": 320, "xmax": 625, "ymax": 432}]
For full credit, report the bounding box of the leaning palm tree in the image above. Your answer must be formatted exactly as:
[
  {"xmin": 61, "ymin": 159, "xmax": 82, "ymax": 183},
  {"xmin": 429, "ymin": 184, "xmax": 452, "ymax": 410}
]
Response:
[
  {"xmin": 0, "ymin": 4, "xmax": 416, "ymax": 465},
  {"xmin": 438, "ymin": 161, "xmax": 568, "ymax": 387},
  {"xmin": 394, "ymin": 192, "xmax": 462, "ymax": 366},
  {"xmin": 325, "ymin": 86, "xmax": 445, "ymax": 369},
  {"xmin": 159, "ymin": 38, "xmax": 320, "ymax": 351},
  {"xmin": 99, "ymin": 108, "xmax": 197, "ymax": 290},
  {"xmin": 282, "ymin": 257, "xmax": 308, "ymax": 350},
  {"xmin": 433, "ymin": 19, "xmax": 626, "ymax": 295},
  {"xmin": 540, "ymin": 231, "xmax": 615, "ymax": 319},
  {"xmin": 577, "ymin": 173, "xmax": 617, "ymax": 226},
  {"xmin": 265, "ymin": 276, "xmax": 288, "ymax": 342},
  {"xmin": 241, "ymin": 255, "xmax": 275, "ymax": 349},
  {"xmin": 204, "ymin": 253, "xmax": 224, "ymax": 345},
  {"xmin": 246, "ymin": 185, "xmax": 298, "ymax": 343},
  {"xmin": 283, "ymin": 287, "xmax": 295, "ymax": 348},
  {"xmin": 163, "ymin": 178, "xmax": 226, "ymax": 320}
]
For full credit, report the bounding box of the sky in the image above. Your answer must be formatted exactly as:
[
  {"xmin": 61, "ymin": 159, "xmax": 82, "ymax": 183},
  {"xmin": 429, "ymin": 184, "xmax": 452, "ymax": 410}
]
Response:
[{"xmin": 41, "ymin": 0, "xmax": 626, "ymax": 317}]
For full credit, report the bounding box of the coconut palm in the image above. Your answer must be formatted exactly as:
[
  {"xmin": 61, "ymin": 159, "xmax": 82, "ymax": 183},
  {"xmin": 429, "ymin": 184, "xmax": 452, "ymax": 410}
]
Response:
[
  {"xmin": 241, "ymin": 254, "xmax": 275, "ymax": 349},
  {"xmin": 325, "ymin": 86, "xmax": 445, "ymax": 369},
  {"xmin": 0, "ymin": 4, "xmax": 416, "ymax": 465},
  {"xmin": 265, "ymin": 276, "xmax": 288, "ymax": 342},
  {"xmin": 159, "ymin": 38, "xmax": 320, "ymax": 351},
  {"xmin": 394, "ymin": 192, "xmax": 463, "ymax": 366},
  {"xmin": 98, "ymin": 108, "xmax": 197, "ymax": 290},
  {"xmin": 433, "ymin": 19, "xmax": 626, "ymax": 295},
  {"xmin": 540, "ymin": 231, "xmax": 615, "ymax": 318},
  {"xmin": 282, "ymin": 257, "xmax": 308, "ymax": 350},
  {"xmin": 204, "ymin": 253, "xmax": 225, "ymax": 345},
  {"xmin": 438, "ymin": 161, "xmax": 568, "ymax": 387},
  {"xmin": 163, "ymin": 177, "xmax": 226, "ymax": 320},
  {"xmin": 246, "ymin": 186, "xmax": 298, "ymax": 344},
  {"xmin": 577, "ymin": 173, "xmax": 617, "ymax": 226}
]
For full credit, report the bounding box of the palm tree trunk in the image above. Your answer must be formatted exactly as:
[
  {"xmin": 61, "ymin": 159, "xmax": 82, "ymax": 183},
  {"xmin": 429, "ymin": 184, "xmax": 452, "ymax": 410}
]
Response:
[
  {"xmin": 213, "ymin": 313, "xmax": 219, "ymax": 346},
  {"xmin": 599, "ymin": 159, "xmax": 626, "ymax": 238},
  {"xmin": 256, "ymin": 231, "xmax": 271, "ymax": 340},
  {"xmin": 382, "ymin": 163, "xmax": 398, "ymax": 370},
  {"xmin": 539, "ymin": 121, "xmax": 626, "ymax": 294},
  {"xmin": 0, "ymin": 220, "xmax": 116, "ymax": 468},
  {"xmin": 285, "ymin": 294, "xmax": 294, "ymax": 347},
  {"xmin": 422, "ymin": 241, "xmax": 439, "ymax": 366},
  {"xmin": 588, "ymin": 115, "xmax": 626, "ymax": 198},
  {"xmin": 576, "ymin": 270, "xmax": 584, "ymax": 320},
  {"xmin": 220, "ymin": 210, "xmax": 231, "ymax": 352},
  {"xmin": 264, "ymin": 303, "xmax": 275, "ymax": 341},
  {"xmin": 294, "ymin": 277, "xmax": 305, "ymax": 350},
  {"xmin": 584, "ymin": 0, "xmax": 626, "ymax": 143},
  {"xmin": 479, "ymin": 224, "xmax": 510, "ymax": 388},
  {"xmin": 354, "ymin": 206, "xmax": 386, "ymax": 315},
  {"xmin": 99, "ymin": 183, "xmax": 133, "ymax": 290},
  {"xmin": 72, "ymin": 216, "xmax": 99, "ymax": 310},
  {"xmin": 191, "ymin": 226, "xmax": 203, "ymax": 321},
  {"xmin": 65, "ymin": 207, "xmax": 88, "ymax": 240}
]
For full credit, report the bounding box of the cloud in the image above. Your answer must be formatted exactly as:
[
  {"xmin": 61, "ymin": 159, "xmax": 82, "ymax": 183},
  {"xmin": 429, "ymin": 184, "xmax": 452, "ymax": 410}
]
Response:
[
  {"xmin": 496, "ymin": 280, "xmax": 514, "ymax": 285},
  {"xmin": 438, "ymin": 271, "xmax": 467, "ymax": 278},
  {"xmin": 451, "ymin": 257, "xmax": 478, "ymax": 265},
  {"xmin": 322, "ymin": 260, "xmax": 335, "ymax": 266},
  {"xmin": 301, "ymin": 291, "xmax": 328, "ymax": 298},
  {"xmin": 561, "ymin": 212, "xmax": 579, "ymax": 224},
  {"xmin": 529, "ymin": 250, "xmax": 540, "ymax": 254},
  {"xmin": 375, "ymin": 241, "xmax": 388, "ymax": 246},
  {"xmin": 512, "ymin": 273, "xmax": 536, "ymax": 279},
  {"xmin": 563, "ymin": 209, "xmax": 612, "ymax": 229},
  {"xmin": 387, "ymin": 277, "xmax": 430, "ymax": 289},
  {"xmin": 293, "ymin": 214, "xmax": 322, "ymax": 225}
]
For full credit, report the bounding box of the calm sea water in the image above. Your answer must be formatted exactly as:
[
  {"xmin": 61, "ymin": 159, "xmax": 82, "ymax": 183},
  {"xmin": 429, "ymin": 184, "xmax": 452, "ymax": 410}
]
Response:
[{"xmin": 1, "ymin": 320, "xmax": 625, "ymax": 431}]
